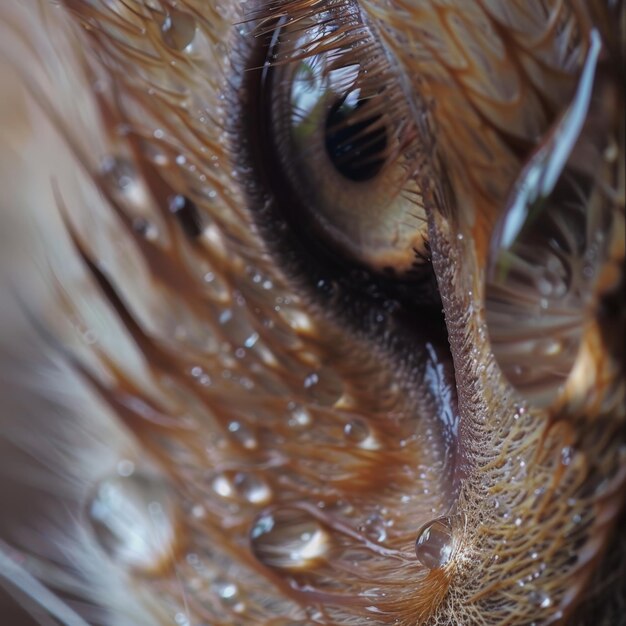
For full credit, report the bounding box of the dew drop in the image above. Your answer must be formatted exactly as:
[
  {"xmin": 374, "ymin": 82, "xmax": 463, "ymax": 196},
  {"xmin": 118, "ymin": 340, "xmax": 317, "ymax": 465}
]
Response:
[
  {"xmin": 484, "ymin": 31, "xmax": 612, "ymax": 410},
  {"xmin": 214, "ymin": 579, "xmax": 246, "ymax": 612},
  {"xmin": 560, "ymin": 446, "xmax": 573, "ymax": 466},
  {"xmin": 191, "ymin": 504, "xmax": 206, "ymax": 519},
  {"xmin": 219, "ymin": 309, "xmax": 233, "ymax": 325},
  {"xmin": 212, "ymin": 471, "xmax": 272, "ymax": 505},
  {"xmin": 237, "ymin": 473, "xmax": 272, "ymax": 504},
  {"xmin": 288, "ymin": 405, "xmax": 312, "ymax": 429},
  {"xmin": 529, "ymin": 589, "xmax": 552, "ymax": 609},
  {"xmin": 414, "ymin": 516, "xmax": 455, "ymax": 569},
  {"xmin": 303, "ymin": 372, "xmax": 319, "ymax": 388},
  {"xmin": 132, "ymin": 217, "xmax": 159, "ymax": 241},
  {"xmin": 116, "ymin": 459, "xmax": 135, "ymax": 477},
  {"xmin": 87, "ymin": 473, "xmax": 178, "ymax": 573},
  {"xmin": 101, "ymin": 156, "xmax": 134, "ymax": 191},
  {"xmin": 215, "ymin": 580, "xmax": 237, "ymax": 600},
  {"xmin": 279, "ymin": 306, "xmax": 315, "ymax": 334},
  {"xmin": 360, "ymin": 514, "xmax": 388, "ymax": 543},
  {"xmin": 344, "ymin": 419, "xmax": 378, "ymax": 449},
  {"xmin": 227, "ymin": 421, "xmax": 257, "ymax": 450},
  {"xmin": 343, "ymin": 419, "xmax": 369, "ymax": 443},
  {"xmin": 161, "ymin": 10, "xmax": 196, "ymax": 51},
  {"xmin": 244, "ymin": 332, "xmax": 259, "ymax": 349},
  {"xmin": 174, "ymin": 612, "xmax": 190, "ymax": 625},
  {"xmin": 250, "ymin": 508, "xmax": 330, "ymax": 571},
  {"xmin": 212, "ymin": 474, "xmax": 233, "ymax": 498},
  {"xmin": 100, "ymin": 156, "xmax": 147, "ymax": 208}
]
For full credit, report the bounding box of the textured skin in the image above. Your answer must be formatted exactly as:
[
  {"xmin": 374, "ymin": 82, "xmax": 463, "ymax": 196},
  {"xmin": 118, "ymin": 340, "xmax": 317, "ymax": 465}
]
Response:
[{"xmin": 0, "ymin": 1, "xmax": 624, "ymax": 625}]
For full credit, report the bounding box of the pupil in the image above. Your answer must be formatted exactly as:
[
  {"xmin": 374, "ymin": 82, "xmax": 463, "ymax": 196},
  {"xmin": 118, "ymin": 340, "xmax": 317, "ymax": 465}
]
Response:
[{"xmin": 324, "ymin": 93, "xmax": 387, "ymax": 182}]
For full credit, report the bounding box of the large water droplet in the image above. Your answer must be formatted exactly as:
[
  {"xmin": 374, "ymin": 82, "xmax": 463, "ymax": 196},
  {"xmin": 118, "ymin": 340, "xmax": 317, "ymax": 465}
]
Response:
[
  {"xmin": 87, "ymin": 473, "xmax": 179, "ymax": 573},
  {"xmin": 485, "ymin": 30, "xmax": 616, "ymax": 408},
  {"xmin": 414, "ymin": 516, "xmax": 455, "ymax": 569},
  {"xmin": 250, "ymin": 508, "xmax": 330, "ymax": 571},
  {"xmin": 161, "ymin": 10, "xmax": 196, "ymax": 51}
]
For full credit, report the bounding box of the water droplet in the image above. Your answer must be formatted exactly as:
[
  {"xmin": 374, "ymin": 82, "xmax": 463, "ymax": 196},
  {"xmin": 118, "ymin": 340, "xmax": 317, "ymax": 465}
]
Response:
[
  {"xmin": 303, "ymin": 372, "xmax": 319, "ymax": 388},
  {"xmin": 279, "ymin": 306, "xmax": 314, "ymax": 334},
  {"xmin": 191, "ymin": 504, "xmax": 206, "ymax": 519},
  {"xmin": 244, "ymin": 332, "xmax": 259, "ymax": 349},
  {"xmin": 343, "ymin": 419, "xmax": 369, "ymax": 443},
  {"xmin": 214, "ymin": 579, "xmax": 246, "ymax": 612},
  {"xmin": 414, "ymin": 516, "xmax": 455, "ymax": 569},
  {"xmin": 227, "ymin": 421, "xmax": 257, "ymax": 449},
  {"xmin": 161, "ymin": 10, "xmax": 196, "ymax": 51},
  {"xmin": 132, "ymin": 217, "xmax": 159, "ymax": 240},
  {"xmin": 360, "ymin": 514, "xmax": 388, "ymax": 543},
  {"xmin": 484, "ymin": 31, "xmax": 612, "ymax": 410},
  {"xmin": 215, "ymin": 580, "xmax": 237, "ymax": 600},
  {"xmin": 87, "ymin": 473, "xmax": 178, "ymax": 573},
  {"xmin": 237, "ymin": 474, "xmax": 271, "ymax": 504},
  {"xmin": 529, "ymin": 589, "xmax": 552, "ymax": 609},
  {"xmin": 116, "ymin": 459, "xmax": 135, "ymax": 477},
  {"xmin": 212, "ymin": 471, "xmax": 272, "ymax": 505},
  {"xmin": 100, "ymin": 156, "xmax": 147, "ymax": 208},
  {"xmin": 250, "ymin": 508, "xmax": 330, "ymax": 571},
  {"xmin": 101, "ymin": 156, "xmax": 133, "ymax": 190},
  {"xmin": 174, "ymin": 612, "xmax": 190, "ymax": 625},
  {"xmin": 212, "ymin": 474, "xmax": 233, "ymax": 498},
  {"xmin": 344, "ymin": 419, "xmax": 378, "ymax": 449},
  {"xmin": 288, "ymin": 405, "xmax": 312, "ymax": 429},
  {"xmin": 536, "ymin": 338, "xmax": 564, "ymax": 356},
  {"xmin": 560, "ymin": 446, "xmax": 573, "ymax": 466}
]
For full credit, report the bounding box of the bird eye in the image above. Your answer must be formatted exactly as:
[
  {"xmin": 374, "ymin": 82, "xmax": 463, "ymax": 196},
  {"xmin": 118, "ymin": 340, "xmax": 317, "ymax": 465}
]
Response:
[{"xmin": 247, "ymin": 7, "xmax": 430, "ymax": 279}]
